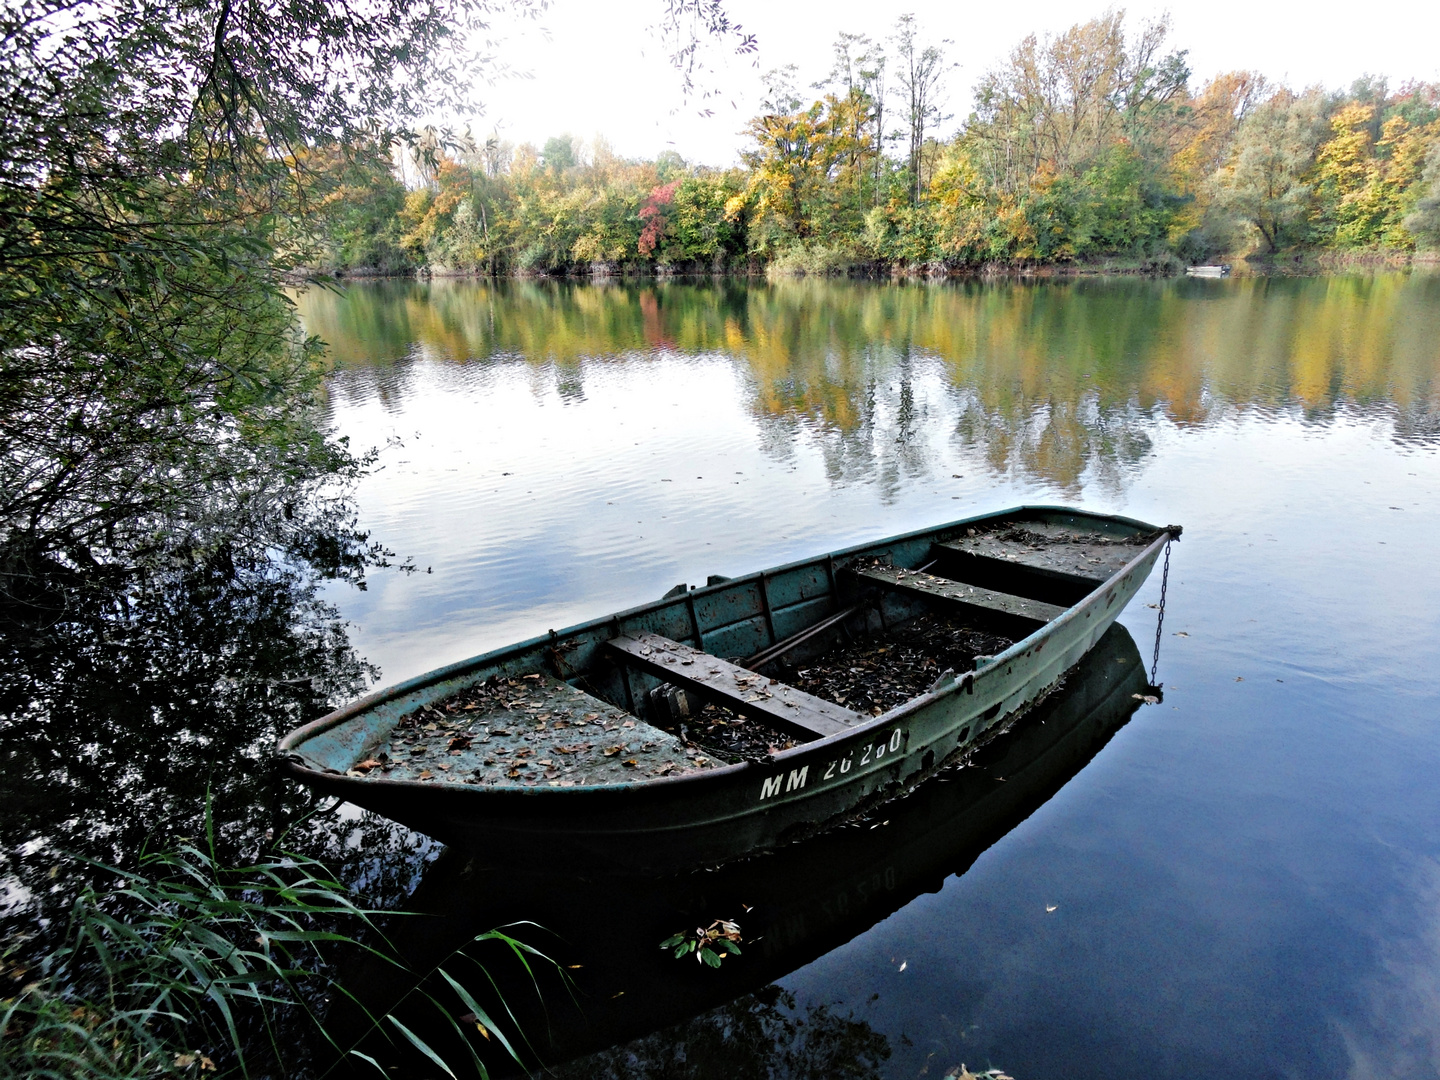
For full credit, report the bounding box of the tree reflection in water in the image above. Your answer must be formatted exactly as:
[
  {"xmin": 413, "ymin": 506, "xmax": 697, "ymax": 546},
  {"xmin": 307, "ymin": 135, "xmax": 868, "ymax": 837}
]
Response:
[
  {"xmin": 301, "ymin": 274, "xmax": 1440, "ymax": 497},
  {"xmin": 553, "ymin": 985, "xmax": 892, "ymax": 1080},
  {"xmin": 0, "ymin": 517, "xmax": 432, "ymax": 951}
]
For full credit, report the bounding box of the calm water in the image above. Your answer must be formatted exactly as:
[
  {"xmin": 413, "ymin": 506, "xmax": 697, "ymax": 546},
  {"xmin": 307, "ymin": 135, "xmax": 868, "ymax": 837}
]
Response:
[{"xmin": 298, "ymin": 275, "xmax": 1440, "ymax": 1079}]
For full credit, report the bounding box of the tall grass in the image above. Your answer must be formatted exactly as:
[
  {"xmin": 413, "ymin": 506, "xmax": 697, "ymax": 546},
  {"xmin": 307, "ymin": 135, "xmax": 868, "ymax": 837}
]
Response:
[{"xmin": 0, "ymin": 813, "xmax": 552, "ymax": 1080}]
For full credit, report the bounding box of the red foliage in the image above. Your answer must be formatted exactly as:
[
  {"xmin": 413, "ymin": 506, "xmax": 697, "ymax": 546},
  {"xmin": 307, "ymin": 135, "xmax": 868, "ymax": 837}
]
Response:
[{"xmin": 638, "ymin": 180, "xmax": 681, "ymax": 256}]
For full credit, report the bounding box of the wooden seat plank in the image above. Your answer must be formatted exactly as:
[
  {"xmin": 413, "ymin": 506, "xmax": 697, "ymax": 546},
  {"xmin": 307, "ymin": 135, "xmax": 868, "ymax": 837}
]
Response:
[
  {"xmin": 855, "ymin": 565, "xmax": 1067, "ymax": 624},
  {"xmin": 936, "ymin": 535, "xmax": 1136, "ymax": 583},
  {"xmin": 606, "ymin": 632, "xmax": 862, "ymax": 741}
]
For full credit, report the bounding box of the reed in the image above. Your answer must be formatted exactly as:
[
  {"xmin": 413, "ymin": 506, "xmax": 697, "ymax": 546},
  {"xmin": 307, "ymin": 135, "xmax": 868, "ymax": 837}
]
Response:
[{"xmin": 0, "ymin": 810, "xmax": 550, "ymax": 1080}]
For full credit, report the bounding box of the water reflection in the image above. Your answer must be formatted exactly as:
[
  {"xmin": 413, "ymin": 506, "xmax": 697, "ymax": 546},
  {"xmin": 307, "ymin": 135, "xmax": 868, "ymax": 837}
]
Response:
[
  {"xmin": 300, "ymin": 276, "xmax": 1440, "ymax": 493},
  {"xmin": 332, "ymin": 624, "xmax": 1148, "ymax": 1076},
  {"xmin": 0, "ymin": 540, "xmax": 429, "ymax": 941}
]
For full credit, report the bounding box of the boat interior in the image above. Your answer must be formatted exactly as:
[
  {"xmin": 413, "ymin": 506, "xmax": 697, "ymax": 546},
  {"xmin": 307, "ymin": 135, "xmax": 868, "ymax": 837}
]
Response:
[{"xmin": 339, "ymin": 512, "xmax": 1161, "ymax": 788}]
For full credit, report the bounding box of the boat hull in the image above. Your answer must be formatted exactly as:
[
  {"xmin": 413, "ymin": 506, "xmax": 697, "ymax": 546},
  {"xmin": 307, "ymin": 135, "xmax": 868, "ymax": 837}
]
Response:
[{"xmin": 280, "ymin": 506, "xmax": 1175, "ymax": 872}]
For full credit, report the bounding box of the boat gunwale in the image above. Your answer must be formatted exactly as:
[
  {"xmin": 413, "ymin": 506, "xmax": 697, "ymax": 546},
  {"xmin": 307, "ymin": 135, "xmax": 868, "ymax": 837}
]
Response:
[{"xmin": 277, "ymin": 505, "xmax": 1175, "ymax": 798}]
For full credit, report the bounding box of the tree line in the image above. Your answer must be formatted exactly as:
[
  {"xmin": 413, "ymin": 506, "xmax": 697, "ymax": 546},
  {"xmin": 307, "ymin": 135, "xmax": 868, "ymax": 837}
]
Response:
[{"xmin": 316, "ymin": 13, "xmax": 1440, "ymax": 276}]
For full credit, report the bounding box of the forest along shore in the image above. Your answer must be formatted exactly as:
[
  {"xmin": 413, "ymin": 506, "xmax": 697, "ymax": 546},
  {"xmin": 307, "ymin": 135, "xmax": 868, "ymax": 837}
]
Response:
[{"xmin": 310, "ymin": 15, "xmax": 1440, "ymax": 281}]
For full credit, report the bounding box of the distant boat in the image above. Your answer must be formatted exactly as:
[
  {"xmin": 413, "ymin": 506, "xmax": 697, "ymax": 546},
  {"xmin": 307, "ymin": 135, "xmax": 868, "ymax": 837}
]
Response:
[
  {"xmin": 1185, "ymin": 264, "xmax": 1231, "ymax": 277},
  {"xmin": 279, "ymin": 506, "xmax": 1180, "ymax": 871}
]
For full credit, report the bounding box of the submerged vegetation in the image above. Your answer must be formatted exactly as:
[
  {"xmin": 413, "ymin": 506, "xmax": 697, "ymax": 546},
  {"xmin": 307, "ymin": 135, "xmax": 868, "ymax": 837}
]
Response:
[{"xmin": 321, "ymin": 14, "xmax": 1440, "ymax": 277}]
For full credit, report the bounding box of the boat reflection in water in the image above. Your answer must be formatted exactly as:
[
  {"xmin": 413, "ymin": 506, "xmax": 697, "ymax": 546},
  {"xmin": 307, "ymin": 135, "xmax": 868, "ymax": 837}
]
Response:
[{"xmin": 337, "ymin": 623, "xmax": 1153, "ymax": 1076}]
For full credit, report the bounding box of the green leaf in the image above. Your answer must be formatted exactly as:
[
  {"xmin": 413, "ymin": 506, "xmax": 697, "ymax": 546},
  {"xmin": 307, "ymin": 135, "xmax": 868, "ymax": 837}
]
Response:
[{"xmin": 387, "ymin": 1015, "xmax": 458, "ymax": 1080}]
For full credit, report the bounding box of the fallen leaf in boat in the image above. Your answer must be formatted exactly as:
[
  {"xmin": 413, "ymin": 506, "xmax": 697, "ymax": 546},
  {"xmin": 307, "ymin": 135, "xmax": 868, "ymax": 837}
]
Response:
[
  {"xmin": 622, "ymin": 759, "xmax": 639, "ymax": 767},
  {"xmin": 523, "ymin": 674, "xmax": 541, "ymax": 680},
  {"xmin": 602, "ymin": 746, "xmax": 623, "ymax": 757},
  {"xmin": 417, "ymin": 770, "xmax": 433, "ymax": 780},
  {"xmin": 537, "ymin": 759, "xmax": 553, "ymax": 767},
  {"xmin": 622, "ymin": 720, "xmax": 635, "ymax": 728},
  {"xmin": 507, "ymin": 769, "xmax": 521, "ymax": 778},
  {"xmin": 352, "ymin": 758, "xmax": 382, "ymax": 773},
  {"xmin": 409, "ymin": 746, "xmax": 427, "ymax": 756}
]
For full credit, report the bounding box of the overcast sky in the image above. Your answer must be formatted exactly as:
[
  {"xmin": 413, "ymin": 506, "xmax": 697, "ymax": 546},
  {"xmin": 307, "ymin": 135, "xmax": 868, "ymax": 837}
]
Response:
[{"xmin": 471, "ymin": 0, "xmax": 1440, "ymax": 166}]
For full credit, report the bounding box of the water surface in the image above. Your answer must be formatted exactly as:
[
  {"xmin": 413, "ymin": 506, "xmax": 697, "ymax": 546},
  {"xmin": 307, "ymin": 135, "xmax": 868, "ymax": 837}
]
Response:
[{"xmin": 299, "ymin": 275, "xmax": 1440, "ymax": 1079}]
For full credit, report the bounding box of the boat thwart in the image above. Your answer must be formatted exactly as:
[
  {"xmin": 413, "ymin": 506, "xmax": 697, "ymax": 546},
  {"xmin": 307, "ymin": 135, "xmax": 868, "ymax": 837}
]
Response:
[{"xmin": 278, "ymin": 505, "xmax": 1180, "ymax": 870}]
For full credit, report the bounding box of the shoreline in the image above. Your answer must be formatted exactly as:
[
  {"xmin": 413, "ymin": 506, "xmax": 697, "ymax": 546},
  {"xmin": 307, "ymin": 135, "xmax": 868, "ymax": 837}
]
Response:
[{"xmin": 319, "ymin": 251, "xmax": 1440, "ymax": 284}]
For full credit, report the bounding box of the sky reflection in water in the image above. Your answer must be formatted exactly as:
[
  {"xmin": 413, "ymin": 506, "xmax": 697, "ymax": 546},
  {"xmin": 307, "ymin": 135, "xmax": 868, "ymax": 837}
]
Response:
[{"xmin": 299, "ymin": 275, "xmax": 1440, "ymax": 1080}]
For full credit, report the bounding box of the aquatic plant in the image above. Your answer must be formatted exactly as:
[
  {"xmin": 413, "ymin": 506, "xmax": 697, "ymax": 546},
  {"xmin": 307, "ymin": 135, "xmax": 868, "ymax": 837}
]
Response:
[
  {"xmin": 0, "ymin": 819, "xmax": 552, "ymax": 1080},
  {"xmin": 659, "ymin": 919, "xmax": 744, "ymax": 968}
]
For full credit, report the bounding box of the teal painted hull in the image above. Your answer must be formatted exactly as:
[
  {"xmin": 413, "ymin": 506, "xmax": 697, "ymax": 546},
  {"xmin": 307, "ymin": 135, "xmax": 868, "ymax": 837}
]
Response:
[{"xmin": 279, "ymin": 505, "xmax": 1178, "ymax": 871}]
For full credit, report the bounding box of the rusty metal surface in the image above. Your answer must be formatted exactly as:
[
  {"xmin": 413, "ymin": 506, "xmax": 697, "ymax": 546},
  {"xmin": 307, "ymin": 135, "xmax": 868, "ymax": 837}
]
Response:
[
  {"xmin": 605, "ymin": 632, "xmax": 862, "ymax": 741},
  {"xmin": 855, "ymin": 565, "xmax": 1067, "ymax": 624}
]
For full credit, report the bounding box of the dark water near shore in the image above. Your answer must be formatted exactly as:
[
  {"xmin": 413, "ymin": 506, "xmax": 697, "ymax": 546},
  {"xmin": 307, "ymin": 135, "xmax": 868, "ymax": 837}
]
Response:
[{"xmin": 292, "ymin": 273, "xmax": 1438, "ymax": 1079}]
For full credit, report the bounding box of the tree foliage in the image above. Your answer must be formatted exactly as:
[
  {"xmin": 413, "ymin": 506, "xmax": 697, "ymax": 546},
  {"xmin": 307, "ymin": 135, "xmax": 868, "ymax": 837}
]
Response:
[
  {"xmin": 0, "ymin": 0, "xmax": 523, "ymax": 599},
  {"xmin": 312, "ymin": 14, "xmax": 1440, "ymax": 276}
]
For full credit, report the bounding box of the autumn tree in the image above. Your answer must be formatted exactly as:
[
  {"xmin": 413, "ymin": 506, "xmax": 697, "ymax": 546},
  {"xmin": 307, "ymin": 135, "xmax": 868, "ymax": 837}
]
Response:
[
  {"xmin": 1206, "ymin": 91, "xmax": 1327, "ymax": 252},
  {"xmin": 968, "ymin": 13, "xmax": 1185, "ymax": 191},
  {"xmin": 1404, "ymin": 146, "xmax": 1440, "ymax": 247},
  {"xmin": 889, "ymin": 14, "xmax": 953, "ymax": 204}
]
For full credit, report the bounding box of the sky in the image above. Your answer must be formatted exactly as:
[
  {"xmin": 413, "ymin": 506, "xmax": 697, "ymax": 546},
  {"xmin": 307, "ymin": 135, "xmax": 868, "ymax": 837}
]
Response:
[{"xmin": 465, "ymin": 0, "xmax": 1440, "ymax": 167}]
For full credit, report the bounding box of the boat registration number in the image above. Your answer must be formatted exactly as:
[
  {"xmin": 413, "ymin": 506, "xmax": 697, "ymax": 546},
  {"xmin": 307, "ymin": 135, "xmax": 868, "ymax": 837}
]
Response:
[{"xmin": 758, "ymin": 728, "xmax": 904, "ymax": 801}]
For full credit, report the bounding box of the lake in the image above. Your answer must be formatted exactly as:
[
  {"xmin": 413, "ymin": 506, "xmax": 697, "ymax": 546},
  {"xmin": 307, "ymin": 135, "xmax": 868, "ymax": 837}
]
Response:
[{"xmin": 296, "ymin": 275, "xmax": 1440, "ymax": 1080}]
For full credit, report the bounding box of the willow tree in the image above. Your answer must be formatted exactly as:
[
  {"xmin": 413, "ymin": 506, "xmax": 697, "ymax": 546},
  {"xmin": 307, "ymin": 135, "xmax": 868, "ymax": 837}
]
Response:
[{"xmin": 1207, "ymin": 91, "xmax": 1327, "ymax": 253}]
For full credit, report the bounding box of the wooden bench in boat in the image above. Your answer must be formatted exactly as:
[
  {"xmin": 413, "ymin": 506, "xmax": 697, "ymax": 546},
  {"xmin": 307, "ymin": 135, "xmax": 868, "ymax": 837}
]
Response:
[
  {"xmin": 937, "ymin": 526, "xmax": 1142, "ymax": 582},
  {"xmin": 852, "ymin": 564, "xmax": 1067, "ymax": 624},
  {"xmin": 606, "ymin": 632, "xmax": 864, "ymax": 742}
]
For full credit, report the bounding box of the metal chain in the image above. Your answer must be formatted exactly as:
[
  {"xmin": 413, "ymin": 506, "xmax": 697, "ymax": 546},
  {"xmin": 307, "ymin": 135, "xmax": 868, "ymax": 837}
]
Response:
[{"xmin": 1149, "ymin": 539, "xmax": 1172, "ymax": 687}]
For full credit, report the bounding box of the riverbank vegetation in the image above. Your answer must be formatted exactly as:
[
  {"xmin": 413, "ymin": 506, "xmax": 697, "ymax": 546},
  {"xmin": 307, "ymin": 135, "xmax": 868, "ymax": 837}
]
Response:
[
  {"xmin": 0, "ymin": 0, "xmax": 584, "ymax": 1073},
  {"xmin": 322, "ymin": 13, "xmax": 1440, "ymax": 277}
]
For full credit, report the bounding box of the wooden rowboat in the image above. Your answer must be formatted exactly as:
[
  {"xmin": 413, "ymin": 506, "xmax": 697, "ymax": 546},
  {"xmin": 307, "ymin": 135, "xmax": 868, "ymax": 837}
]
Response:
[
  {"xmin": 328, "ymin": 622, "xmax": 1151, "ymax": 1071},
  {"xmin": 278, "ymin": 505, "xmax": 1179, "ymax": 871}
]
